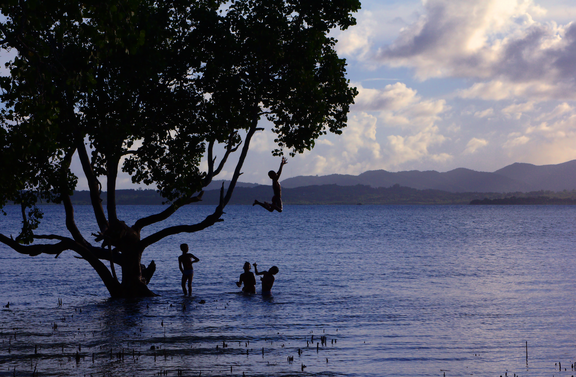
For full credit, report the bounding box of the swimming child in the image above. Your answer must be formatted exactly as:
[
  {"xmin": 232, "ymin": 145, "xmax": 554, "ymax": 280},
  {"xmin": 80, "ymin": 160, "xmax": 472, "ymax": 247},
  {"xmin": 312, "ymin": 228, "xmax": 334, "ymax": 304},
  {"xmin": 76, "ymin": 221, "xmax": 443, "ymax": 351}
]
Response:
[
  {"xmin": 253, "ymin": 157, "xmax": 287, "ymax": 212},
  {"xmin": 254, "ymin": 263, "xmax": 279, "ymax": 295},
  {"xmin": 236, "ymin": 261, "xmax": 256, "ymax": 294}
]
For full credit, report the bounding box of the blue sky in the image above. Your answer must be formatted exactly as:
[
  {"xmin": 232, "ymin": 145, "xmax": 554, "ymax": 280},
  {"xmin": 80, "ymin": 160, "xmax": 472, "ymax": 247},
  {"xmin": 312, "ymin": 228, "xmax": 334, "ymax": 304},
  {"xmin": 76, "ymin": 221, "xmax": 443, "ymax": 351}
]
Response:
[
  {"xmin": 262, "ymin": 0, "xmax": 576, "ymax": 182},
  {"xmin": 4, "ymin": 0, "xmax": 576, "ymax": 188}
]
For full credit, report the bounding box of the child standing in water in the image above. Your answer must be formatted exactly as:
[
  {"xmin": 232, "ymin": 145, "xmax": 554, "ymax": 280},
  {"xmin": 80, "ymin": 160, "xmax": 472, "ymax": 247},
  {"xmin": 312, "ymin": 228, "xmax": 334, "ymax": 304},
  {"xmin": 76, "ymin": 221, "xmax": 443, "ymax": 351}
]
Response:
[
  {"xmin": 236, "ymin": 262, "xmax": 256, "ymax": 294},
  {"xmin": 178, "ymin": 243, "xmax": 199, "ymax": 296},
  {"xmin": 254, "ymin": 263, "xmax": 279, "ymax": 295},
  {"xmin": 253, "ymin": 157, "xmax": 287, "ymax": 212}
]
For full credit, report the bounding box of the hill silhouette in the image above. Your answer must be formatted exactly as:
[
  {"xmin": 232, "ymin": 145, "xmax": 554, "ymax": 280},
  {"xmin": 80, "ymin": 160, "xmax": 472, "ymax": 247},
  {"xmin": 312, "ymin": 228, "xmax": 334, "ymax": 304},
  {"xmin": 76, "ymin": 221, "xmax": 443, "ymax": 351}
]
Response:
[
  {"xmin": 281, "ymin": 160, "xmax": 576, "ymax": 193},
  {"xmin": 67, "ymin": 160, "xmax": 576, "ymax": 205}
]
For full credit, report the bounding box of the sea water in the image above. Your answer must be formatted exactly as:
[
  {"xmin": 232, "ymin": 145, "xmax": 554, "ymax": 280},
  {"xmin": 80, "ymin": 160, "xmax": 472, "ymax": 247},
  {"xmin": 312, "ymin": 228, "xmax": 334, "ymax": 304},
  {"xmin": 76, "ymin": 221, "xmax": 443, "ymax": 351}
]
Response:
[{"xmin": 1, "ymin": 204, "xmax": 576, "ymax": 376}]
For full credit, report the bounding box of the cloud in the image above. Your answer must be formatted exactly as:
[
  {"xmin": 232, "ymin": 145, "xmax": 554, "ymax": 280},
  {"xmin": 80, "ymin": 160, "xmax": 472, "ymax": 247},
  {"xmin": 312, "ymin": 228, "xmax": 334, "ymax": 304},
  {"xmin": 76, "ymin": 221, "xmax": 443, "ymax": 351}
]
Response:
[
  {"xmin": 502, "ymin": 101, "xmax": 535, "ymax": 119},
  {"xmin": 287, "ymin": 112, "xmax": 383, "ymax": 176},
  {"xmin": 353, "ymin": 82, "xmax": 448, "ymax": 129},
  {"xmin": 464, "ymin": 137, "xmax": 489, "ymax": 154},
  {"xmin": 354, "ymin": 82, "xmax": 419, "ymax": 111},
  {"xmin": 336, "ymin": 10, "xmax": 379, "ymax": 60},
  {"xmin": 387, "ymin": 125, "xmax": 450, "ymax": 165},
  {"xmin": 341, "ymin": 112, "xmax": 382, "ymax": 159},
  {"xmin": 474, "ymin": 108, "xmax": 494, "ymax": 118},
  {"xmin": 538, "ymin": 102, "xmax": 573, "ymax": 120},
  {"xmin": 248, "ymin": 127, "xmax": 275, "ymax": 153},
  {"xmin": 375, "ymin": 0, "xmax": 576, "ymax": 101},
  {"xmin": 287, "ymin": 85, "xmax": 452, "ymax": 175},
  {"xmin": 526, "ymin": 104, "xmax": 576, "ymax": 139},
  {"xmin": 503, "ymin": 133, "xmax": 530, "ymax": 148},
  {"xmin": 336, "ymin": 3, "xmax": 423, "ymax": 60}
]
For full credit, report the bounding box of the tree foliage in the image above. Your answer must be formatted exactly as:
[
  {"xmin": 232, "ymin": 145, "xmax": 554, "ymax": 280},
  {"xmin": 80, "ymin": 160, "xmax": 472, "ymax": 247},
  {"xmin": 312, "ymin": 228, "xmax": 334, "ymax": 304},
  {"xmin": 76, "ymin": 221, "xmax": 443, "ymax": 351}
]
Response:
[{"xmin": 0, "ymin": 0, "xmax": 359, "ymax": 297}]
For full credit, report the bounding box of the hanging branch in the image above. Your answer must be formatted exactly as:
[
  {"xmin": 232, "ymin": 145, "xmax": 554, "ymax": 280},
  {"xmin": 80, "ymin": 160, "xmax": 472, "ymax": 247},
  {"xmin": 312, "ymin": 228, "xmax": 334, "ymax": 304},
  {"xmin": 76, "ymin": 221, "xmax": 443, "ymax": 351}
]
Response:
[
  {"xmin": 133, "ymin": 130, "xmax": 240, "ymax": 234},
  {"xmin": 59, "ymin": 148, "xmax": 90, "ymax": 247},
  {"xmin": 223, "ymin": 115, "xmax": 263, "ymax": 207},
  {"xmin": 75, "ymin": 136, "xmax": 108, "ymax": 233},
  {"xmin": 132, "ymin": 191, "xmax": 205, "ymax": 234},
  {"xmin": 0, "ymin": 232, "xmax": 121, "ymax": 295},
  {"xmin": 203, "ymin": 131, "xmax": 241, "ymax": 186},
  {"xmin": 138, "ymin": 115, "xmax": 262, "ymax": 249}
]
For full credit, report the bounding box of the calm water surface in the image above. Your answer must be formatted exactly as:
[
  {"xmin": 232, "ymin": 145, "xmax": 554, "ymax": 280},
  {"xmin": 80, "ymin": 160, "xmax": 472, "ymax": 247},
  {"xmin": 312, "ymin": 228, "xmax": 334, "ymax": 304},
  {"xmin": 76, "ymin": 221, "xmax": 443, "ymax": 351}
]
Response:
[{"xmin": 1, "ymin": 205, "xmax": 576, "ymax": 376}]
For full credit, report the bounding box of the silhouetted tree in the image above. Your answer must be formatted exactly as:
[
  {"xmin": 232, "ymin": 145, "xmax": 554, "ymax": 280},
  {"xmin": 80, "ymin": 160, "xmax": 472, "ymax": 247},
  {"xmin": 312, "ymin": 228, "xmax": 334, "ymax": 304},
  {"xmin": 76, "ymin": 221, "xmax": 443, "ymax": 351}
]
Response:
[{"xmin": 0, "ymin": 0, "xmax": 359, "ymax": 297}]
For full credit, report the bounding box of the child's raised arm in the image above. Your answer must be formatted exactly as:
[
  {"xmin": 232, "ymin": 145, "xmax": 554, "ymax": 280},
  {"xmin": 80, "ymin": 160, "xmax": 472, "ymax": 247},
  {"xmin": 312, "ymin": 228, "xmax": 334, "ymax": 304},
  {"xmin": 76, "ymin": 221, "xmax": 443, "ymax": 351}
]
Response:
[
  {"xmin": 276, "ymin": 157, "xmax": 287, "ymax": 179},
  {"xmin": 253, "ymin": 263, "xmax": 264, "ymax": 276}
]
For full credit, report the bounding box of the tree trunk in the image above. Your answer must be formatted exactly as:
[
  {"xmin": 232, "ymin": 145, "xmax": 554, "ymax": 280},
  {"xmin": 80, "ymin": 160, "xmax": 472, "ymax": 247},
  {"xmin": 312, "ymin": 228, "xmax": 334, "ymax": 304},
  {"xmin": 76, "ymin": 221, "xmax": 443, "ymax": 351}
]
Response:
[{"xmin": 117, "ymin": 247, "xmax": 156, "ymax": 297}]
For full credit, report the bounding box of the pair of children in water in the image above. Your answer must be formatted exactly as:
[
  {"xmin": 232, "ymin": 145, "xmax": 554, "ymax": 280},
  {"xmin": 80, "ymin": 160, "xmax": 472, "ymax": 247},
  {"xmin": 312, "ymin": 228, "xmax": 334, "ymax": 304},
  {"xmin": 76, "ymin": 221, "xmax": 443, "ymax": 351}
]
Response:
[{"xmin": 236, "ymin": 262, "xmax": 279, "ymax": 295}]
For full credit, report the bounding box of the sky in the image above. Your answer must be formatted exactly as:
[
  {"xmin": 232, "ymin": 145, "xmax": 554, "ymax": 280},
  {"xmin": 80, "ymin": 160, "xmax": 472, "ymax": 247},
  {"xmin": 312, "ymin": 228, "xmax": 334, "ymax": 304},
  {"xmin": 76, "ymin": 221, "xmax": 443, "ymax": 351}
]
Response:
[
  {"xmin": 3, "ymin": 0, "xmax": 576, "ymax": 188},
  {"xmin": 239, "ymin": 0, "xmax": 576, "ymax": 185}
]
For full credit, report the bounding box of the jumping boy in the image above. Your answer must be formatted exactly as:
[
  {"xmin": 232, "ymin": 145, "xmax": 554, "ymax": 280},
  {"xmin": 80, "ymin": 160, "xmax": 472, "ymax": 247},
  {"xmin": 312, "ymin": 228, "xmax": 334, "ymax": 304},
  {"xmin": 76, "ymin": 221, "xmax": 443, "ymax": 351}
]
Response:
[
  {"xmin": 178, "ymin": 243, "xmax": 199, "ymax": 296},
  {"xmin": 253, "ymin": 157, "xmax": 287, "ymax": 212}
]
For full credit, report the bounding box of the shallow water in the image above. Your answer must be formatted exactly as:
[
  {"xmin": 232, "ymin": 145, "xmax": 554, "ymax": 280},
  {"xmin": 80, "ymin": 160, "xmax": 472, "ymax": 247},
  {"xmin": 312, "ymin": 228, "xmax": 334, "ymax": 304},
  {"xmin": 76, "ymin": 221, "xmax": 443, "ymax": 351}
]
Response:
[{"xmin": 1, "ymin": 205, "xmax": 576, "ymax": 376}]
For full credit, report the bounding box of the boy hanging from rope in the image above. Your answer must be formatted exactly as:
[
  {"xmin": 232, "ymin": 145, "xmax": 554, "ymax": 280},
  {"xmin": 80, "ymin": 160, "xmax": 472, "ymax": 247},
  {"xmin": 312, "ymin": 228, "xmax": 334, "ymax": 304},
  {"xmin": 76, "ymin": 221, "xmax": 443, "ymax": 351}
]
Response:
[{"xmin": 253, "ymin": 157, "xmax": 287, "ymax": 212}]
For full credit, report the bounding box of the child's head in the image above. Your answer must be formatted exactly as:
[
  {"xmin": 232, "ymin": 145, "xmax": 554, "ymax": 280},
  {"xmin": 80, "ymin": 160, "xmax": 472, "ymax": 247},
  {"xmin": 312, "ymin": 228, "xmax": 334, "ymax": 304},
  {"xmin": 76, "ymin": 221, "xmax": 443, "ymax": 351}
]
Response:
[
  {"xmin": 180, "ymin": 243, "xmax": 188, "ymax": 253},
  {"xmin": 268, "ymin": 170, "xmax": 276, "ymax": 179},
  {"xmin": 243, "ymin": 262, "xmax": 251, "ymax": 271},
  {"xmin": 269, "ymin": 266, "xmax": 279, "ymax": 275}
]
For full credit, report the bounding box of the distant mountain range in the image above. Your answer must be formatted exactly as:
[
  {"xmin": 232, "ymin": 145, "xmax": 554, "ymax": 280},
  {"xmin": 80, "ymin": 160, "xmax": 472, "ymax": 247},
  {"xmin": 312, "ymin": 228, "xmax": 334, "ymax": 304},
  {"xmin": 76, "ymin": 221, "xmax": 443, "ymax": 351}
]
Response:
[
  {"xmin": 279, "ymin": 160, "xmax": 576, "ymax": 193},
  {"xmin": 66, "ymin": 160, "xmax": 576, "ymax": 205}
]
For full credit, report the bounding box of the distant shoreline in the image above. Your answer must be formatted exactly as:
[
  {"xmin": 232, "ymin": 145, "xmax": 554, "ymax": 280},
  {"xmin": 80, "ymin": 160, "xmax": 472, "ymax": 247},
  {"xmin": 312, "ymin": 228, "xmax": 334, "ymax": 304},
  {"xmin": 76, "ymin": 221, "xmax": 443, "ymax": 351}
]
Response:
[
  {"xmin": 470, "ymin": 196, "xmax": 576, "ymax": 205},
  {"xmin": 8, "ymin": 186, "xmax": 576, "ymax": 207},
  {"xmin": 60, "ymin": 186, "xmax": 576, "ymax": 206}
]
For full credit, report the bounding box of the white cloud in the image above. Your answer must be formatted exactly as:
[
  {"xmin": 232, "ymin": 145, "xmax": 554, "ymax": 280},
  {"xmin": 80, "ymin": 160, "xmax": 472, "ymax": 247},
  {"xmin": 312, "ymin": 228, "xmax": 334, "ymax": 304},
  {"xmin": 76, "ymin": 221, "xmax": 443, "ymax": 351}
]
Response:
[
  {"xmin": 336, "ymin": 10, "xmax": 379, "ymax": 60},
  {"xmin": 464, "ymin": 137, "xmax": 489, "ymax": 154},
  {"xmin": 474, "ymin": 108, "xmax": 495, "ymax": 118},
  {"xmin": 353, "ymin": 82, "xmax": 448, "ymax": 130},
  {"xmin": 539, "ymin": 102, "xmax": 573, "ymax": 120},
  {"xmin": 503, "ymin": 134, "xmax": 530, "ymax": 148},
  {"xmin": 526, "ymin": 106, "xmax": 576, "ymax": 138},
  {"xmin": 375, "ymin": 0, "xmax": 576, "ymax": 101},
  {"xmin": 316, "ymin": 139, "xmax": 334, "ymax": 146},
  {"xmin": 289, "ymin": 112, "xmax": 385, "ymax": 177},
  {"xmin": 459, "ymin": 80, "xmax": 576, "ymax": 101},
  {"xmin": 387, "ymin": 125, "xmax": 449, "ymax": 165},
  {"xmin": 354, "ymin": 82, "xmax": 419, "ymax": 111},
  {"xmin": 502, "ymin": 101, "xmax": 535, "ymax": 119},
  {"xmin": 342, "ymin": 112, "xmax": 382, "ymax": 159},
  {"xmin": 248, "ymin": 128, "xmax": 275, "ymax": 153}
]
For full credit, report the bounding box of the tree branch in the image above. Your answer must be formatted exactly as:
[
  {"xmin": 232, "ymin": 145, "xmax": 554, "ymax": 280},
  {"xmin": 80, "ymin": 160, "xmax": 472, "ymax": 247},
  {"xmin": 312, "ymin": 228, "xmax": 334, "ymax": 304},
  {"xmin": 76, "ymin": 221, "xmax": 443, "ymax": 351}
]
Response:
[
  {"xmin": 202, "ymin": 132, "xmax": 241, "ymax": 188},
  {"xmin": 205, "ymin": 139, "xmax": 215, "ymax": 184},
  {"xmin": 138, "ymin": 207, "xmax": 224, "ymax": 249},
  {"xmin": 132, "ymin": 191, "xmax": 204, "ymax": 233},
  {"xmin": 1, "ymin": 233, "xmax": 74, "ymax": 257},
  {"xmin": 138, "ymin": 113, "xmax": 262, "ymax": 248},
  {"xmin": 131, "ymin": 130, "xmax": 242, "ymax": 234},
  {"xmin": 0, "ymin": 233, "xmax": 122, "ymax": 295},
  {"xmin": 213, "ymin": 133, "xmax": 241, "ymax": 177},
  {"xmin": 106, "ymin": 158, "xmax": 119, "ymax": 224},
  {"xmin": 223, "ymin": 115, "xmax": 261, "ymax": 207},
  {"xmin": 75, "ymin": 136, "xmax": 108, "ymax": 233},
  {"xmin": 60, "ymin": 149, "xmax": 90, "ymax": 246}
]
